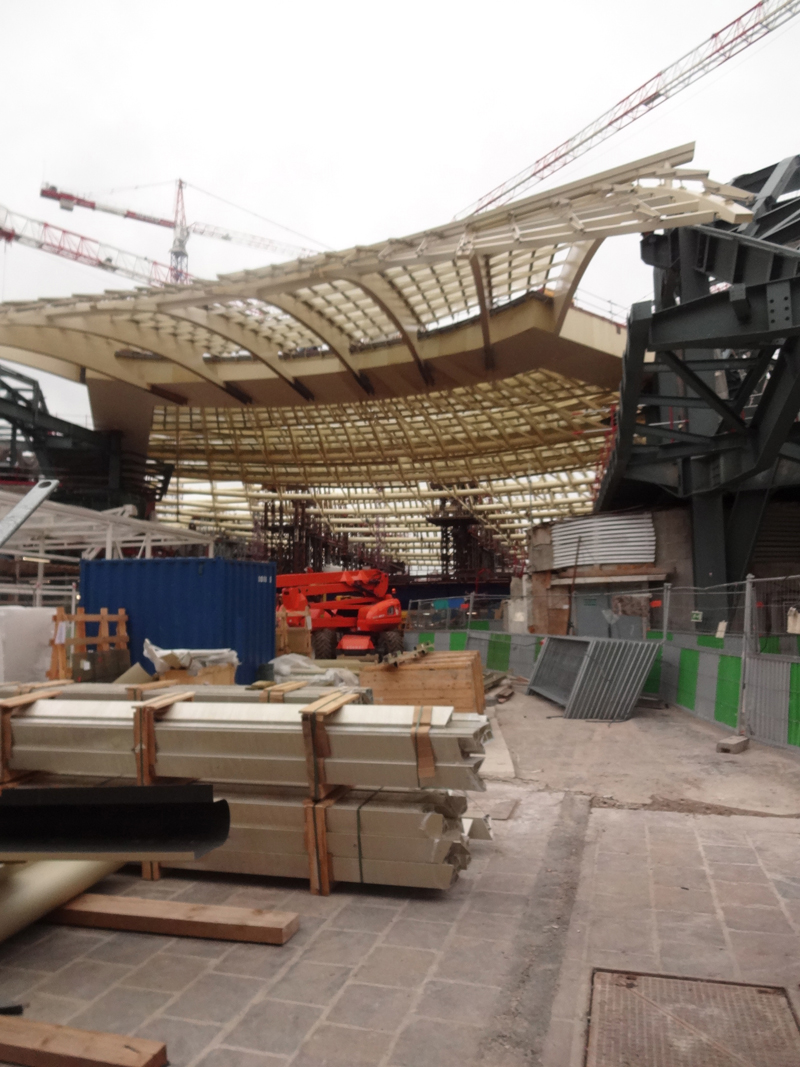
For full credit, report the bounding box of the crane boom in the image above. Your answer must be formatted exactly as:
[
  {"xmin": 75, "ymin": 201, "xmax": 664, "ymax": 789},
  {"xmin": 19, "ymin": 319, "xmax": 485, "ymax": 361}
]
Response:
[
  {"xmin": 459, "ymin": 0, "xmax": 800, "ymax": 218},
  {"xmin": 0, "ymin": 205, "xmax": 182, "ymax": 288},
  {"xmin": 40, "ymin": 184, "xmax": 311, "ymax": 259}
]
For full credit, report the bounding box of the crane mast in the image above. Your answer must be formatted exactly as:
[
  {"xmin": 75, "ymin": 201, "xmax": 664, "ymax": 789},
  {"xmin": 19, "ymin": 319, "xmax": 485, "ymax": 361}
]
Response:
[{"xmin": 459, "ymin": 0, "xmax": 800, "ymax": 218}]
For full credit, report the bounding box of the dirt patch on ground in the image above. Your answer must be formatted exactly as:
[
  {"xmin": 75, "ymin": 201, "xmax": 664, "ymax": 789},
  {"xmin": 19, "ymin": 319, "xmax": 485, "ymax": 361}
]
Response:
[{"xmin": 590, "ymin": 793, "xmax": 800, "ymax": 818}]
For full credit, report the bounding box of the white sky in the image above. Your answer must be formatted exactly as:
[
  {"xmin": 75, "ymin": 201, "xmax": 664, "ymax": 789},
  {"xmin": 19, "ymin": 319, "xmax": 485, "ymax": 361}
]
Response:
[{"xmin": 1, "ymin": 0, "xmax": 799, "ymax": 424}]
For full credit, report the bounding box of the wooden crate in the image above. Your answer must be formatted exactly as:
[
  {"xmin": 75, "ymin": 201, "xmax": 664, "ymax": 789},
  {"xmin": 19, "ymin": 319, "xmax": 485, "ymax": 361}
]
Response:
[
  {"xmin": 159, "ymin": 663, "xmax": 236, "ymax": 685},
  {"xmin": 360, "ymin": 650, "xmax": 485, "ymax": 713}
]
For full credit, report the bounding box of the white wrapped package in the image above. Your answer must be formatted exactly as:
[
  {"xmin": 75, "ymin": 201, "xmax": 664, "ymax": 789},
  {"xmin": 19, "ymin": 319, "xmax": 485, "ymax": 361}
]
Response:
[{"xmin": 143, "ymin": 639, "xmax": 240, "ymax": 676}]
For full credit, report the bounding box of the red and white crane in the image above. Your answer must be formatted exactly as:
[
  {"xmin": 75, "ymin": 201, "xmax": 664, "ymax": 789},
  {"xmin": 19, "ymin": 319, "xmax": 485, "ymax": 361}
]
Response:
[
  {"xmin": 40, "ymin": 179, "xmax": 314, "ymax": 283},
  {"xmin": 458, "ymin": 0, "xmax": 800, "ymax": 218}
]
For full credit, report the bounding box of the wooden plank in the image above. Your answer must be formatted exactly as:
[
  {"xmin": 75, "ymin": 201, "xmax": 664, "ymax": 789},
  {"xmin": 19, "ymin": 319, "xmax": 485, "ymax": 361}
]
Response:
[
  {"xmin": 360, "ymin": 652, "xmax": 485, "ymax": 713},
  {"xmin": 0, "ymin": 1015, "xmax": 166, "ymax": 1067},
  {"xmin": 51, "ymin": 893, "xmax": 300, "ymax": 945},
  {"xmin": 131, "ymin": 690, "xmax": 195, "ymax": 712},
  {"xmin": 0, "ymin": 690, "xmax": 63, "ymax": 710}
]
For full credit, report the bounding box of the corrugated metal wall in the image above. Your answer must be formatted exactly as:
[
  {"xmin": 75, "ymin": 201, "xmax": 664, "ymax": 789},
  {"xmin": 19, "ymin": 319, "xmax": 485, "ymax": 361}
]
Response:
[
  {"xmin": 80, "ymin": 558, "xmax": 276, "ymax": 684},
  {"xmin": 551, "ymin": 512, "xmax": 656, "ymax": 569}
]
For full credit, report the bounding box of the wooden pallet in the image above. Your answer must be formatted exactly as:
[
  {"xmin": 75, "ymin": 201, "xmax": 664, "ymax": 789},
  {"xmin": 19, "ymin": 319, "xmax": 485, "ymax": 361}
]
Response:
[
  {"xmin": 360, "ymin": 650, "xmax": 485, "ymax": 713},
  {"xmin": 0, "ymin": 1015, "xmax": 166, "ymax": 1067},
  {"xmin": 52, "ymin": 893, "xmax": 299, "ymax": 945}
]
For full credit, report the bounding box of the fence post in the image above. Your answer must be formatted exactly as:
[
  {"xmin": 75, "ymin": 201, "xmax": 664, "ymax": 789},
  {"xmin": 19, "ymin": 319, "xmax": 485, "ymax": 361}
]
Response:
[{"xmin": 737, "ymin": 573, "xmax": 755, "ymax": 736}]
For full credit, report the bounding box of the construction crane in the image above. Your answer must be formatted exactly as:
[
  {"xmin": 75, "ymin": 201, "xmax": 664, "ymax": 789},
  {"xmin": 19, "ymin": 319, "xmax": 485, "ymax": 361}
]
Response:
[
  {"xmin": 0, "ymin": 205, "xmax": 178, "ymax": 287},
  {"xmin": 40, "ymin": 179, "xmax": 313, "ymax": 283},
  {"xmin": 459, "ymin": 0, "xmax": 800, "ymax": 218}
]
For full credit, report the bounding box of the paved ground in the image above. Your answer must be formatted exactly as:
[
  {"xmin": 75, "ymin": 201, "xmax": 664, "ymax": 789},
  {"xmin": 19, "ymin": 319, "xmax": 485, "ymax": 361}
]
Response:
[{"xmin": 3, "ymin": 692, "xmax": 800, "ymax": 1065}]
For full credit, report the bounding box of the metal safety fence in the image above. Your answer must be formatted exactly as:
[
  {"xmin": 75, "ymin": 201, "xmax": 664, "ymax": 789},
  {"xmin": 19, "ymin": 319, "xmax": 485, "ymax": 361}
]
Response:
[{"xmin": 406, "ymin": 573, "xmax": 800, "ymax": 753}]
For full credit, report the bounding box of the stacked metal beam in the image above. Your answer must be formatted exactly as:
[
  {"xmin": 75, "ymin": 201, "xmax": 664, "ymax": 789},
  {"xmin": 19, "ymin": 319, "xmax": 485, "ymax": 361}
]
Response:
[
  {"xmin": 177, "ymin": 787, "xmax": 490, "ymax": 890},
  {"xmin": 6, "ymin": 699, "xmax": 492, "ymax": 891}
]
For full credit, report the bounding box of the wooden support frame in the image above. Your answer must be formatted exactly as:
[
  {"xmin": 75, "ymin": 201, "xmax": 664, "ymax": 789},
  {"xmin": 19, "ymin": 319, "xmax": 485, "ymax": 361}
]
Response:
[
  {"xmin": 48, "ymin": 606, "xmax": 129, "ymax": 681},
  {"xmin": 0, "ymin": 689, "xmax": 62, "ymax": 786},
  {"xmin": 132, "ymin": 689, "xmax": 195, "ymax": 881}
]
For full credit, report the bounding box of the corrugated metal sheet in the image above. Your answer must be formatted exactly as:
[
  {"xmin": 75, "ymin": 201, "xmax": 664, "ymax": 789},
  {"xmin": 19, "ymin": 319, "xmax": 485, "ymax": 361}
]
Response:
[
  {"xmin": 80, "ymin": 558, "xmax": 276, "ymax": 684},
  {"xmin": 527, "ymin": 636, "xmax": 657, "ymax": 720},
  {"xmin": 745, "ymin": 655, "xmax": 791, "ymax": 747},
  {"xmin": 551, "ymin": 512, "xmax": 656, "ymax": 569}
]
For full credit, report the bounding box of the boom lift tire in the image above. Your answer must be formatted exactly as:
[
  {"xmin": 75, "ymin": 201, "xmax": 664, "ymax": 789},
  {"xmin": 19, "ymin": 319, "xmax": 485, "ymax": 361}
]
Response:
[
  {"xmin": 376, "ymin": 629, "xmax": 404, "ymax": 659},
  {"xmin": 311, "ymin": 629, "xmax": 338, "ymax": 660}
]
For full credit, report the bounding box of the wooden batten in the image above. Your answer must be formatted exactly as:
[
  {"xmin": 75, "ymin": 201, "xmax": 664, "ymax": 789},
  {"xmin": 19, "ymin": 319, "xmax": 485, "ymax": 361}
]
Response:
[
  {"xmin": 361, "ymin": 651, "xmax": 485, "ymax": 713},
  {"xmin": 51, "ymin": 893, "xmax": 299, "ymax": 945},
  {"xmin": 0, "ymin": 1015, "xmax": 166, "ymax": 1067}
]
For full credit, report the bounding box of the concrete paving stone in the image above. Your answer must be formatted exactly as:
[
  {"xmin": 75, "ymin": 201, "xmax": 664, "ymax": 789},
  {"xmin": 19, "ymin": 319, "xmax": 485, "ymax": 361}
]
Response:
[
  {"xmin": 303, "ymin": 929, "xmax": 379, "ymax": 967},
  {"xmin": 772, "ymin": 878, "xmax": 800, "ymax": 901},
  {"xmin": 384, "ymin": 919, "xmax": 452, "ymax": 950},
  {"xmin": 197, "ymin": 1051, "xmax": 288, "ymax": 1067},
  {"xmin": 215, "ymin": 943, "xmax": 298, "ymax": 981},
  {"xmin": 281, "ymin": 891, "xmax": 352, "ymax": 918},
  {"xmin": 702, "ymin": 845, "xmax": 759, "ymax": 865},
  {"xmin": 0, "ymin": 923, "xmax": 53, "ymax": 962},
  {"xmin": 89, "ymin": 873, "xmax": 143, "ymax": 896},
  {"xmin": 711, "ymin": 881, "xmax": 781, "ymax": 907},
  {"xmin": 7, "ymin": 927, "xmax": 108, "ymax": 971},
  {"xmin": 225, "ymin": 999, "xmax": 322, "ymax": 1056},
  {"xmin": 168, "ymin": 972, "xmax": 266, "ymax": 1024},
  {"xmin": 37, "ymin": 959, "xmax": 131, "ymax": 1000},
  {"xmin": 473, "ymin": 873, "xmax": 538, "ymax": 895},
  {"xmin": 401, "ymin": 897, "xmax": 468, "ymax": 924},
  {"xmin": 454, "ymin": 911, "xmax": 524, "ymax": 942},
  {"xmin": 591, "ymin": 875, "xmax": 652, "ymax": 904},
  {"xmin": 482, "ymin": 855, "xmax": 545, "ymax": 876},
  {"xmin": 587, "ymin": 893, "xmax": 650, "ymax": 921},
  {"xmin": 135, "ymin": 1016, "xmax": 222, "ymax": 1067},
  {"xmin": 651, "ymin": 866, "xmax": 711, "ymax": 890},
  {"xmin": 656, "ymin": 916, "xmax": 728, "ymax": 950},
  {"xmin": 464, "ymin": 890, "xmax": 528, "ymax": 918},
  {"xmin": 658, "ymin": 951, "xmax": 738, "ymax": 981},
  {"xmin": 283, "ymin": 917, "xmax": 325, "ymax": 949},
  {"xmin": 160, "ymin": 936, "xmax": 233, "ymax": 960},
  {"xmin": 122, "ymin": 951, "xmax": 211, "ymax": 992},
  {"xmin": 593, "ymin": 852, "xmax": 647, "ymax": 875},
  {"xmin": 355, "ymin": 945, "xmax": 437, "ymax": 988},
  {"xmin": 389, "ymin": 1015, "xmax": 484, "ymax": 1067},
  {"xmin": 326, "ymin": 983, "xmax": 415, "ymax": 1032},
  {"xmin": 728, "ymin": 930, "xmax": 800, "ymax": 975},
  {"xmin": 70, "ymin": 986, "xmax": 165, "ymax": 1034},
  {"xmin": 23, "ymin": 992, "xmax": 85, "ymax": 1025},
  {"xmin": 272, "ymin": 959, "xmax": 351, "ymax": 1006},
  {"xmin": 416, "ymin": 979, "xmax": 501, "ymax": 1024},
  {"xmin": 432, "ymin": 937, "xmax": 514, "ymax": 985},
  {"xmin": 652, "ymin": 886, "xmax": 716, "ymax": 913},
  {"xmin": 588, "ymin": 920, "xmax": 655, "ymax": 956},
  {"xmin": 586, "ymin": 952, "xmax": 661, "ymax": 973},
  {"xmin": 649, "ymin": 846, "xmax": 704, "ymax": 867},
  {"xmin": 87, "ymin": 931, "xmax": 173, "ymax": 966},
  {"xmin": 0, "ymin": 966, "xmax": 47, "ymax": 1001},
  {"xmin": 722, "ymin": 905, "xmax": 795, "ymax": 934},
  {"xmin": 329, "ymin": 903, "xmax": 398, "ymax": 934},
  {"xmin": 171, "ymin": 879, "xmax": 242, "ymax": 905},
  {"xmin": 709, "ymin": 862, "xmax": 771, "ymax": 884},
  {"xmin": 226, "ymin": 887, "xmax": 295, "ymax": 910},
  {"xmin": 293, "ymin": 1022, "xmax": 393, "ymax": 1067},
  {"xmin": 540, "ymin": 1016, "xmax": 581, "ymax": 1067}
]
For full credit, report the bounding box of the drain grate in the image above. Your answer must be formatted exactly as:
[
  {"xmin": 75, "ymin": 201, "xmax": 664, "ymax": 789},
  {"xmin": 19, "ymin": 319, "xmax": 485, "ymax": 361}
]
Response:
[{"xmin": 586, "ymin": 970, "xmax": 800, "ymax": 1066}]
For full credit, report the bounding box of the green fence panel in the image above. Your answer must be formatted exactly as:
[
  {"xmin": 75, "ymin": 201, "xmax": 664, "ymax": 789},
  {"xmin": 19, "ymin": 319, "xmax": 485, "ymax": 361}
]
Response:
[
  {"xmin": 467, "ymin": 620, "xmax": 490, "ymax": 631},
  {"xmin": 419, "ymin": 631, "xmax": 435, "ymax": 647},
  {"xmin": 714, "ymin": 655, "xmax": 741, "ymax": 727},
  {"xmin": 676, "ymin": 649, "xmax": 700, "ymax": 710},
  {"xmin": 789, "ymin": 663, "xmax": 800, "ymax": 747},
  {"xmin": 449, "ymin": 632, "xmax": 468, "ymax": 651},
  {"xmin": 759, "ymin": 635, "xmax": 781, "ymax": 654},
  {"xmin": 487, "ymin": 633, "xmax": 512, "ymax": 672},
  {"xmin": 698, "ymin": 635, "xmax": 725, "ymax": 649},
  {"xmin": 643, "ymin": 647, "xmax": 662, "ymax": 694}
]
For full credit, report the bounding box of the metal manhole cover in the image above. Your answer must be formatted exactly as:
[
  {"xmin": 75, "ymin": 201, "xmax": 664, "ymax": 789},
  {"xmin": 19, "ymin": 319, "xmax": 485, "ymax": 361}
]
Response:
[{"xmin": 586, "ymin": 970, "xmax": 800, "ymax": 1066}]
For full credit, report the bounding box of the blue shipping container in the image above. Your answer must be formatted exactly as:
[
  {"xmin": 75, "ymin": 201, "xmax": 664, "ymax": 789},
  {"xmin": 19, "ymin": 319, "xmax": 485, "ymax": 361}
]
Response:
[{"xmin": 80, "ymin": 558, "xmax": 276, "ymax": 684}]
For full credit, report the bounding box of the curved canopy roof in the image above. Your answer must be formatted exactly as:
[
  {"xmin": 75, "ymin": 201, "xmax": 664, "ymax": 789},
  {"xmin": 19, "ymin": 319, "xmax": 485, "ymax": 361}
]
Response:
[{"xmin": 0, "ymin": 144, "xmax": 753, "ymax": 568}]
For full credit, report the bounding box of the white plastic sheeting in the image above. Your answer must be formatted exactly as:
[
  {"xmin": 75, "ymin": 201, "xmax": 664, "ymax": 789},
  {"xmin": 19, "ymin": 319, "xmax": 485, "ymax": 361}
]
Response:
[{"xmin": 551, "ymin": 512, "xmax": 656, "ymax": 569}]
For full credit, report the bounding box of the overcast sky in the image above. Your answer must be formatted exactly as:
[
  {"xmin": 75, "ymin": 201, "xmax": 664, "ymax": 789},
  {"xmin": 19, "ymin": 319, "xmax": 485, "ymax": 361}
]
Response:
[{"xmin": 2, "ymin": 0, "xmax": 799, "ymax": 423}]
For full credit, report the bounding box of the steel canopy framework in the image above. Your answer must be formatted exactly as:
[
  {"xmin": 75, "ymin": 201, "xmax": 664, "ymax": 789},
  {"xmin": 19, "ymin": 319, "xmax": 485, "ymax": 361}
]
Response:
[{"xmin": 0, "ymin": 145, "xmax": 754, "ymax": 570}]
